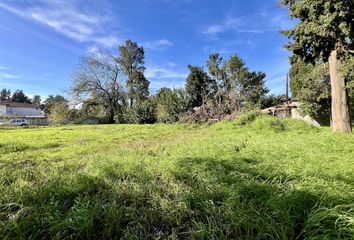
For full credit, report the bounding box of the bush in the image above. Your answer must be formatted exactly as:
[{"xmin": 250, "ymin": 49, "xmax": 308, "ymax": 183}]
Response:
[
  {"xmin": 234, "ymin": 111, "xmax": 262, "ymax": 125},
  {"xmin": 251, "ymin": 115, "xmax": 286, "ymax": 132},
  {"xmin": 121, "ymin": 99, "xmax": 157, "ymax": 124}
]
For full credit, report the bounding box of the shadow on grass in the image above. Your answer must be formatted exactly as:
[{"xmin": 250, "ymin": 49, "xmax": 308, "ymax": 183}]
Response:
[
  {"xmin": 0, "ymin": 156, "xmax": 352, "ymax": 239},
  {"xmin": 0, "ymin": 142, "xmax": 62, "ymax": 155}
]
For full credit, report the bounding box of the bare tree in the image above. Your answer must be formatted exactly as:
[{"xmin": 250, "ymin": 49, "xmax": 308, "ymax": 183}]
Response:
[{"xmin": 71, "ymin": 52, "xmax": 125, "ymax": 123}]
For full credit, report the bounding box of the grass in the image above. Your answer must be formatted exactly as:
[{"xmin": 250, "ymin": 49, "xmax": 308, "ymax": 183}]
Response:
[{"xmin": 0, "ymin": 117, "xmax": 353, "ymax": 239}]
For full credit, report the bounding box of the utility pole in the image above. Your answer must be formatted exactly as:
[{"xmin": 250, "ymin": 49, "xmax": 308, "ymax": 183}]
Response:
[{"xmin": 286, "ymin": 73, "xmax": 289, "ymax": 104}]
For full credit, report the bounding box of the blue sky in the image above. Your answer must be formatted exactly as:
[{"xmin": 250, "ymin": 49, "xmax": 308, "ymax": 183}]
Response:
[{"xmin": 0, "ymin": 0, "xmax": 294, "ymax": 99}]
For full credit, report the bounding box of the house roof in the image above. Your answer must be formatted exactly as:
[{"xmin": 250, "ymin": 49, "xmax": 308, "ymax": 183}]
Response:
[{"xmin": 0, "ymin": 101, "xmax": 39, "ymax": 108}]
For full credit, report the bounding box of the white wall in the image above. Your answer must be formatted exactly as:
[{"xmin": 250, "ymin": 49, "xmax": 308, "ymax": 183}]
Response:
[
  {"xmin": 0, "ymin": 105, "xmax": 6, "ymax": 114},
  {"xmin": 7, "ymin": 107, "xmax": 42, "ymax": 116}
]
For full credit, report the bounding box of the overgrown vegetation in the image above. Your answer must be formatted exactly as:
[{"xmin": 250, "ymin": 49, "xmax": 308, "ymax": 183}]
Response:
[
  {"xmin": 0, "ymin": 118, "xmax": 353, "ymax": 239},
  {"xmin": 282, "ymin": 0, "xmax": 354, "ymax": 132}
]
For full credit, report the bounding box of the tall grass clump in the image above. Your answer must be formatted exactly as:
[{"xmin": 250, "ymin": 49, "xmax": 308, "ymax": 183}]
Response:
[
  {"xmin": 234, "ymin": 110, "xmax": 262, "ymax": 126},
  {"xmin": 250, "ymin": 115, "xmax": 286, "ymax": 132},
  {"xmin": 282, "ymin": 118, "xmax": 318, "ymax": 132}
]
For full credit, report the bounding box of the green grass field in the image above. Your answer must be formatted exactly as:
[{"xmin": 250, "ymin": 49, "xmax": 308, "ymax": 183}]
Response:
[{"xmin": 0, "ymin": 117, "xmax": 353, "ymax": 239}]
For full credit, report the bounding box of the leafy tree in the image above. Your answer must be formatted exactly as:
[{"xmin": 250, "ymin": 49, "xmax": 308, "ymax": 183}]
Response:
[
  {"xmin": 43, "ymin": 95, "xmax": 68, "ymax": 115},
  {"xmin": 0, "ymin": 89, "xmax": 11, "ymax": 101},
  {"xmin": 216, "ymin": 53, "xmax": 268, "ymax": 111},
  {"xmin": 71, "ymin": 52, "xmax": 124, "ymax": 123},
  {"xmin": 186, "ymin": 65, "xmax": 216, "ymax": 108},
  {"xmin": 281, "ymin": 0, "xmax": 354, "ymax": 133},
  {"xmin": 122, "ymin": 97, "xmax": 157, "ymax": 124},
  {"xmin": 207, "ymin": 53, "xmax": 228, "ymax": 105},
  {"xmin": 241, "ymin": 71, "xmax": 269, "ymax": 108},
  {"xmin": 290, "ymin": 60, "xmax": 331, "ymax": 125},
  {"xmin": 155, "ymin": 87, "xmax": 189, "ymax": 123},
  {"xmin": 48, "ymin": 101, "xmax": 70, "ymax": 124},
  {"xmin": 79, "ymin": 91, "xmax": 110, "ymax": 121},
  {"xmin": 134, "ymin": 98, "xmax": 157, "ymax": 124},
  {"xmin": 260, "ymin": 94, "xmax": 286, "ymax": 109},
  {"xmin": 32, "ymin": 95, "xmax": 42, "ymax": 107}
]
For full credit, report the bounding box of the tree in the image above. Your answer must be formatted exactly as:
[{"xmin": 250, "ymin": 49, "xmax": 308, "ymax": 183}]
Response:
[
  {"xmin": 241, "ymin": 71, "xmax": 269, "ymax": 108},
  {"xmin": 155, "ymin": 87, "xmax": 189, "ymax": 123},
  {"xmin": 223, "ymin": 54, "xmax": 268, "ymax": 111},
  {"xmin": 186, "ymin": 65, "xmax": 216, "ymax": 108},
  {"xmin": 260, "ymin": 94, "xmax": 286, "ymax": 109},
  {"xmin": 71, "ymin": 52, "xmax": 124, "ymax": 123},
  {"xmin": 290, "ymin": 59, "xmax": 331, "ymax": 125},
  {"xmin": 282, "ymin": 0, "xmax": 354, "ymax": 133},
  {"xmin": 207, "ymin": 53, "xmax": 228, "ymax": 105},
  {"xmin": 32, "ymin": 95, "xmax": 42, "ymax": 107},
  {"xmin": 11, "ymin": 90, "xmax": 31, "ymax": 103},
  {"xmin": 126, "ymin": 70, "xmax": 150, "ymax": 106},
  {"xmin": 48, "ymin": 101, "xmax": 70, "ymax": 124},
  {"xmin": 43, "ymin": 95, "xmax": 68, "ymax": 115},
  {"xmin": 117, "ymin": 40, "xmax": 146, "ymax": 107},
  {"xmin": 0, "ymin": 89, "xmax": 11, "ymax": 101},
  {"xmin": 117, "ymin": 40, "xmax": 145, "ymax": 76}
]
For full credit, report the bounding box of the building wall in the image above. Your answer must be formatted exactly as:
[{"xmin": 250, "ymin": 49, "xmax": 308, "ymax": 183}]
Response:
[
  {"xmin": 7, "ymin": 107, "xmax": 42, "ymax": 116},
  {"xmin": 0, "ymin": 105, "xmax": 6, "ymax": 114}
]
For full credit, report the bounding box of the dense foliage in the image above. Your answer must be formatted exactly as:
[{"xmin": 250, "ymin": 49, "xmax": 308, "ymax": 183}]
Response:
[{"xmin": 282, "ymin": 0, "xmax": 354, "ymax": 132}]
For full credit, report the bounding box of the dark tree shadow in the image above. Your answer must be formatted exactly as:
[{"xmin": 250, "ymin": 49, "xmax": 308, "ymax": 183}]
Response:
[{"xmin": 1, "ymin": 156, "xmax": 352, "ymax": 240}]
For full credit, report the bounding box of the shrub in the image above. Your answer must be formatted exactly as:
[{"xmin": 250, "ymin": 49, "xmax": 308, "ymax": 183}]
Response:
[{"xmin": 234, "ymin": 111, "xmax": 262, "ymax": 125}]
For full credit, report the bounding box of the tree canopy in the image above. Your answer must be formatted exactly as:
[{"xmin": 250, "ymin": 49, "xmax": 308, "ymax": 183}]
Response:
[{"xmin": 282, "ymin": 0, "xmax": 354, "ymax": 133}]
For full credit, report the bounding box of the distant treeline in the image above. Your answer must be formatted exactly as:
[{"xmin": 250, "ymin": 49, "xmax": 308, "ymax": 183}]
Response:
[
  {"xmin": 1, "ymin": 40, "xmax": 286, "ymax": 124},
  {"xmin": 63, "ymin": 40, "xmax": 284, "ymax": 124}
]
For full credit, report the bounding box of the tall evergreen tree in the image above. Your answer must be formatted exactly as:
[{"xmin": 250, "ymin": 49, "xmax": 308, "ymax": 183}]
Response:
[
  {"xmin": 185, "ymin": 65, "xmax": 216, "ymax": 108},
  {"xmin": 207, "ymin": 53, "xmax": 228, "ymax": 105},
  {"xmin": 117, "ymin": 40, "xmax": 147, "ymax": 107},
  {"xmin": 126, "ymin": 70, "xmax": 150, "ymax": 105},
  {"xmin": 11, "ymin": 90, "xmax": 31, "ymax": 103},
  {"xmin": 282, "ymin": 0, "xmax": 354, "ymax": 133},
  {"xmin": 117, "ymin": 40, "xmax": 145, "ymax": 76},
  {"xmin": 0, "ymin": 89, "xmax": 11, "ymax": 101}
]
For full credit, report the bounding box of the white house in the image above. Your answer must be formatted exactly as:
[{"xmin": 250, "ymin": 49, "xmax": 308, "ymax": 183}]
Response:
[
  {"xmin": 0, "ymin": 101, "xmax": 47, "ymax": 125},
  {"xmin": 0, "ymin": 102, "xmax": 43, "ymax": 116}
]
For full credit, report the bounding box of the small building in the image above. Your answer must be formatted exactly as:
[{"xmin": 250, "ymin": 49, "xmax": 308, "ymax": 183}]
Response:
[
  {"xmin": 261, "ymin": 100, "xmax": 320, "ymax": 127},
  {"xmin": 0, "ymin": 101, "xmax": 48, "ymax": 125},
  {"xmin": 261, "ymin": 100, "xmax": 300, "ymax": 118}
]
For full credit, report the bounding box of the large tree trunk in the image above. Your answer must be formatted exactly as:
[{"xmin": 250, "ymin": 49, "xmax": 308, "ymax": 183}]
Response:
[{"xmin": 328, "ymin": 49, "xmax": 352, "ymax": 133}]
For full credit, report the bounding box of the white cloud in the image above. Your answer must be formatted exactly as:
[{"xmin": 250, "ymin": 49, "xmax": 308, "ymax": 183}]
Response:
[
  {"xmin": 145, "ymin": 63, "xmax": 187, "ymax": 91},
  {"xmin": 0, "ymin": 73, "xmax": 20, "ymax": 80},
  {"xmin": 146, "ymin": 66, "xmax": 187, "ymax": 79},
  {"xmin": 202, "ymin": 11, "xmax": 293, "ymax": 40},
  {"xmin": 166, "ymin": 61, "xmax": 177, "ymax": 67},
  {"xmin": 203, "ymin": 17, "xmax": 240, "ymax": 36},
  {"xmin": 0, "ymin": 65, "xmax": 9, "ymax": 71},
  {"xmin": 0, "ymin": 1, "xmax": 121, "ymax": 49},
  {"xmin": 92, "ymin": 36, "xmax": 123, "ymax": 48},
  {"xmin": 149, "ymin": 79, "xmax": 185, "ymax": 90},
  {"xmin": 144, "ymin": 39, "xmax": 173, "ymax": 50}
]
